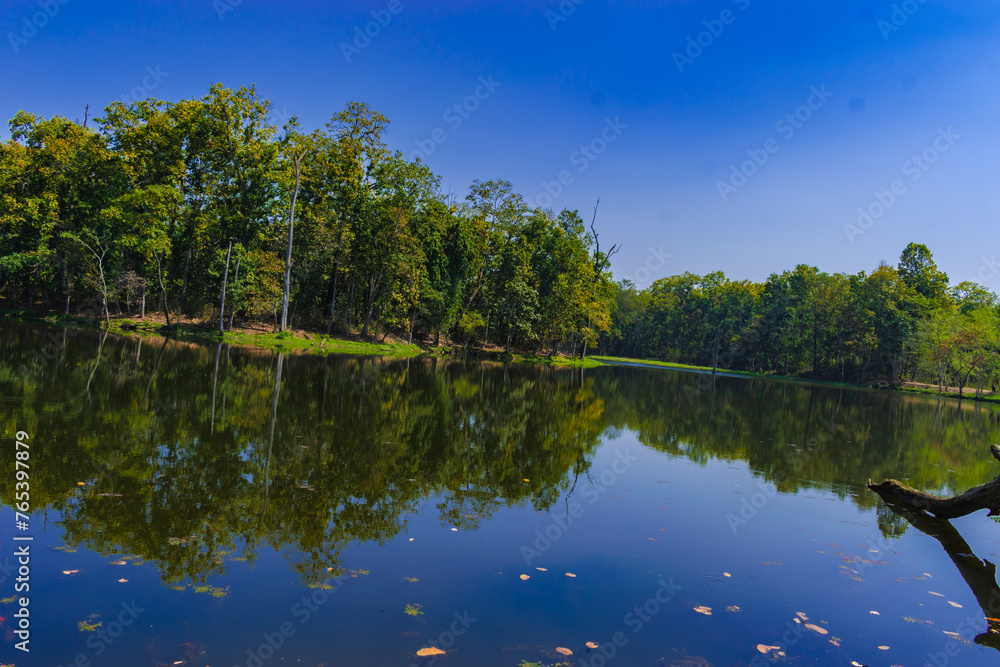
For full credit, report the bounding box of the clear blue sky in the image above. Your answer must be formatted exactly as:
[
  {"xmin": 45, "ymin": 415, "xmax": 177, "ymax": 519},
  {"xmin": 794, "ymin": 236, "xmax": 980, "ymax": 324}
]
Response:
[{"xmin": 3, "ymin": 0, "xmax": 998, "ymax": 288}]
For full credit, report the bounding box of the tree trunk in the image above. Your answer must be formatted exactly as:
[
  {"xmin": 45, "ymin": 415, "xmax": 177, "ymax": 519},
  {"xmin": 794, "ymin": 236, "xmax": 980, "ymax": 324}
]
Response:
[
  {"xmin": 327, "ymin": 260, "xmax": 340, "ymax": 335},
  {"xmin": 228, "ymin": 255, "xmax": 241, "ymax": 331},
  {"xmin": 281, "ymin": 152, "xmax": 305, "ymax": 332},
  {"xmin": 868, "ymin": 445, "xmax": 1000, "ymax": 519},
  {"xmin": 873, "ymin": 484, "xmax": 1000, "ymax": 651},
  {"xmin": 219, "ymin": 242, "xmax": 232, "ymax": 335}
]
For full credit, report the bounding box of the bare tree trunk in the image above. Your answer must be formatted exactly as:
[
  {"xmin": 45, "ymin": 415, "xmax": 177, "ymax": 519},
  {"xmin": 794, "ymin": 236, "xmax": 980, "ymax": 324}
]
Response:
[
  {"xmin": 228, "ymin": 255, "xmax": 241, "ymax": 331},
  {"xmin": 281, "ymin": 151, "xmax": 306, "ymax": 332},
  {"xmin": 327, "ymin": 260, "xmax": 340, "ymax": 335},
  {"xmin": 219, "ymin": 242, "xmax": 232, "ymax": 335},
  {"xmin": 869, "ymin": 446, "xmax": 1000, "ymax": 519},
  {"xmin": 153, "ymin": 253, "xmax": 171, "ymax": 329}
]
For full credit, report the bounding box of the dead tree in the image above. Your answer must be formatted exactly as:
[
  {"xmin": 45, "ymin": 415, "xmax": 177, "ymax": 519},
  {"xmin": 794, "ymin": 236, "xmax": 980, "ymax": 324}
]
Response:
[{"xmin": 868, "ymin": 445, "xmax": 1000, "ymax": 519}]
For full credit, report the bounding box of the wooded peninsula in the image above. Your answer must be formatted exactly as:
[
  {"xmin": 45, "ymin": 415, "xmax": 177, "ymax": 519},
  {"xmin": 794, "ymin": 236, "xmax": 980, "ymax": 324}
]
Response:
[{"xmin": 1, "ymin": 85, "xmax": 997, "ymax": 395}]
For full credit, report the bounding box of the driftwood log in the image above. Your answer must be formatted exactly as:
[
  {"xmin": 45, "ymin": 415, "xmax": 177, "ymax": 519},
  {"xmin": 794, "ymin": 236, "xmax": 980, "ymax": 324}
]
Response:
[
  {"xmin": 871, "ymin": 486, "xmax": 1000, "ymax": 650},
  {"xmin": 867, "ymin": 445, "xmax": 1000, "ymax": 519}
]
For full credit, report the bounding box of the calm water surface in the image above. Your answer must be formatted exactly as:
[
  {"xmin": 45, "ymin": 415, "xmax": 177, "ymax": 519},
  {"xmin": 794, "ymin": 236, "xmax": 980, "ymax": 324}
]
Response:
[{"xmin": 3, "ymin": 322, "xmax": 1000, "ymax": 666}]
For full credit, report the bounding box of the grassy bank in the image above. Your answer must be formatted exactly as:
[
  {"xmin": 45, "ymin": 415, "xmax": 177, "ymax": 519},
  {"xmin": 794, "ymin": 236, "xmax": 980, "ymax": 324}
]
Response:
[{"xmin": 0, "ymin": 309, "xmax": 599, "ymax": 367}]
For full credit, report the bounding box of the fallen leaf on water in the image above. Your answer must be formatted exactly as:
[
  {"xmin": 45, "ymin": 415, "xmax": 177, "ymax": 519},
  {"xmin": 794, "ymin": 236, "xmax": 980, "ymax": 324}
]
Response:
[
  {"xmin": 523, "ymin": 478, "xmax": 530, "ymax": 482},
  {"xmin": 565, "ymin": 573, "xmax": 576, "ymax": 578},
  {"xmin": 877, "ymin": 645, "xmax": 889, "ymax": 650},
  {"xmin": 76, "ymin": 482, "xmax": 85, "ymax": 486},
  {"xmin": 416, "ymin": 647, "xmax": 445, "ymax": 657},
  {"xmin": 520, "ymin": 574, "xmax": 530, "ymax": 581},
  {"xmin": 693, "ymin": 606, "xmax": 712, "ymax": 615},
  {"xmin": 727, "ymin": 606, "xmax": 740, "ymax": 612},
  {"xmin": 536, "ymin": 568, "xmax": 547, "ymax": 572},
  {"xmin": 723, "ymin": 572, "xmax": 731, "ymax": 577},
  {"xmin": 110, "ymin": 561, "xmax": 126, "ymax": 566},
  {"xmin": 757, "ymin": 644, "xmax": 781, "ymax": 653},
  {"xmin": 555, "ymin": 647, "xmax": 573, "ymax": 656},
  {"xmin": 804, "ymin": 624, "xmax": 828, "ymax": 635},
  {"xmin": 948, "ymin": 601, "xmax": 963, "ymax": 608},
  {"xmin": 450, "ymin": 528, "xmax": 458, "ymax": 532},
  {"xmin": 117, "ymin": 578, "xmax": 128, "ymax": 583},
  {"xmin": 870, "ymin": 611, "xmax": 880, "ymax": 615},
  {"xmin": 928, "ymin": 591, "xmax": 945, "ymax": 597},
  {"xmin": 62, "ymin": 570, "xmax": 79, "ymax": 575},
  {"xmin": 795, "ymin": 612, "xmax": 809, "ymax": 621},
  {"xmin": 586, "ymin": 642, "xmax": 599, "ymax": 649},
  {"xmin": 409, "ymin": 538, "xmax": 414, "ymax": 541}
]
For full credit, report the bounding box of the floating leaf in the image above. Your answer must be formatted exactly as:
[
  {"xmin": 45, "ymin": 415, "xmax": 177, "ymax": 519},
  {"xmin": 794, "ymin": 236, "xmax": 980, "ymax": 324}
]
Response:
[
  {"xmin": 795, "ymin": 612, "xmax": 808, "ymax": 621},
  {"xmin": 110, "ymin": 560, "xmax": 126, "ymax": 566},
  {"xmin": 757, "ymin": 644, "xmax": 780, "ymax": 653},
  {"xmin": 928, "ymin": 591, "xmax": 945, "ymax": 597},
  {"xmin": 877, "ymin": 645, "xmax": 889, "ymax": 650},
  {"xmin": 586, "ymin": 642, "xmax": 599, "ymax": 649},
  {"xmin": 804, "ymin": 624, "xmax": 828, "ymax": 635},
  {"xmin": 727, "ymin": 606, "xmax": 740, "ymax": 612},
  {"xmin": 62, "ymin": 570, "xmax": 79, "ymax": 575},
  {"xmin": 520, "ymin": 574, "xmax": 530, "ymax": 581},
  {"xmin": 948, "ymin": 601, "xmax": 962, "ymax": 608},
  {"xmin": 723, "ymin": 572, "xmax": 731, "ymax": 577},
  {"xmin": 416, "ymin": 647, "xmax": 445, "ymax": 657},
  {"xmin": 870, "ymin": 610, "xmax": 880, "ymax": 615},
  {"xmin": 536, "ymin": 568, "xmax": 547, "ymax": 572},
  {"xmin": 555, "ymin": 647, "xmax": 573, "ymax": 656},
  {"xmin": 693, "ymin": 606, "xmax": 712, "ymax": 615},
  {"xmin": 565, "ymin": 573, "xmax": 577, "ymax": 578}
]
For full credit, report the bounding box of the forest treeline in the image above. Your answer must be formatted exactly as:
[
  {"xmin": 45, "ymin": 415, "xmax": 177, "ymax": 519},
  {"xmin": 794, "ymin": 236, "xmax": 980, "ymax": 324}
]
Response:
[{"xmin": 1, "ymin": 84, "xmax": 998, "ymax": 390}]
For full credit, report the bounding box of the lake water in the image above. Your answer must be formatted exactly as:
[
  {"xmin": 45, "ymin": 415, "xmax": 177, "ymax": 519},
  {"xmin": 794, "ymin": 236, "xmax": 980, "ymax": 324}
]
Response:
[{"xmin": 3, "ymin": 322, "xmax": 1000, "ymax": 666}]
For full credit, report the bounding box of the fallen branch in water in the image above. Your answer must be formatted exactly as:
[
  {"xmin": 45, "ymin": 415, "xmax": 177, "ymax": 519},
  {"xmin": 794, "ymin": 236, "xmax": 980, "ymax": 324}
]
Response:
[{"xmin": 867, "ymin": 445, "xmax": 1000, "ymax": 520}]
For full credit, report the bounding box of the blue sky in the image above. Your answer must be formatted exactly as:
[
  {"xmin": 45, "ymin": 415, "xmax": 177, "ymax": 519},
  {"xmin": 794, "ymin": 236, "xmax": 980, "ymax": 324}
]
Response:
[{"xmin": 3, "ymin": 0, "xmax": 999, "ymax": 288}]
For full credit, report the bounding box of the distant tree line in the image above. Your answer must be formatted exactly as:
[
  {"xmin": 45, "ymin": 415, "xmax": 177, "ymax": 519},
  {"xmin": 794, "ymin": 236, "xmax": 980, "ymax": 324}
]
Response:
[
  {"xmin": 1, "ymin": 85, "xmax": 997, "ymax": 386},
  {"xmin": 0, "ymin": 84, "xmax": 617, "ymax": 354},
  {"xmin": 601, "ymin": 242, "xmax": 1000, "ymax": 392}
]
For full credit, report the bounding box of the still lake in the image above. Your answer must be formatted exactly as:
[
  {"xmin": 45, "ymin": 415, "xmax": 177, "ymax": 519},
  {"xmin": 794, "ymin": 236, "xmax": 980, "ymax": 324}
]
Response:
[{"xmin": 3, "ymin": 322, "xmax": 1000, "ymax": 666}]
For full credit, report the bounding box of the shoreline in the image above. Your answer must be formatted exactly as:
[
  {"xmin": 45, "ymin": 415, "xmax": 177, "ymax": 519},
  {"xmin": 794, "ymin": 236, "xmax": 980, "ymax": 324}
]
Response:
[{"xmin": 3, "ymin": 309, "xmax": 997, "ymax": 402}]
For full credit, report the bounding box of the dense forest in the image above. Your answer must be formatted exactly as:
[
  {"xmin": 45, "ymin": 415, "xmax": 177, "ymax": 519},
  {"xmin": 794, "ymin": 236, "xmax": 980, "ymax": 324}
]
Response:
[{"xmin": 1, "ymin": 84, "xmax": 997, "ymax": 389}]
